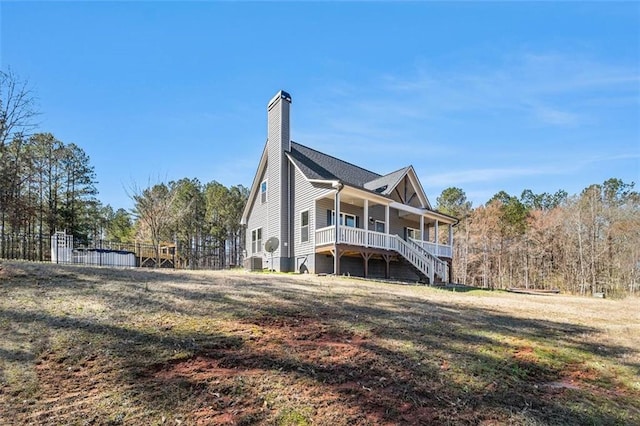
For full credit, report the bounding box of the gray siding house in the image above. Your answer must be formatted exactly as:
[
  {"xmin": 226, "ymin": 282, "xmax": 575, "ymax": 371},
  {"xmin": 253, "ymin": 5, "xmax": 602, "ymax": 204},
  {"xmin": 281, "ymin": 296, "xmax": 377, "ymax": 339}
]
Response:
[{"xmin": 241, "ymin": 91, "xmax": 457, "ymax": 283}]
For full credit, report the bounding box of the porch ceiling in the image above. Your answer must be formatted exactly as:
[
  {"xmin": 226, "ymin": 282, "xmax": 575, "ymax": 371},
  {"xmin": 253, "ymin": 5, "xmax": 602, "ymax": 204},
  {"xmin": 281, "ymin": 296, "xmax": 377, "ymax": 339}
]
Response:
[
  {"xmin": 316, "ymin": 186, "xmax": 390, "ymax": 207},
  {"xmin": 316, "ymin": 187, "xmax": 456, "ymax": 225}
]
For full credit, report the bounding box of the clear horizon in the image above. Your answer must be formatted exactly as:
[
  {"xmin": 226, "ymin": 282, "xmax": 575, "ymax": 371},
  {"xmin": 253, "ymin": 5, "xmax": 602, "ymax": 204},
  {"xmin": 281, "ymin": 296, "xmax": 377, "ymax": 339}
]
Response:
[{"xmin": 2, "ymin": 2, "xmax": 638, "ymax": 210}]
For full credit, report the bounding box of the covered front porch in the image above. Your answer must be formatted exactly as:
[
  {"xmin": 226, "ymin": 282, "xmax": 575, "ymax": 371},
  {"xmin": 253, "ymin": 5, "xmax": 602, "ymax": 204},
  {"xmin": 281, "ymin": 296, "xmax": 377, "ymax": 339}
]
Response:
[
  {"xmin": 311, "ymin": 186, "xmax": 456, "ymax": 283},
  {"xmin": 313, "ymin": 186, "xmax": 455, "ymax": 257}
]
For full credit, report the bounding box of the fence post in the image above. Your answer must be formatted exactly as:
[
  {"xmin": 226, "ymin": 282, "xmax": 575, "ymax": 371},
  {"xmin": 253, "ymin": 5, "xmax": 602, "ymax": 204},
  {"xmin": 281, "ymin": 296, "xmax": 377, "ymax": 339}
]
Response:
[{"xmin": 56, "ymin": 234, "xmax": 59, "ymax": 264}]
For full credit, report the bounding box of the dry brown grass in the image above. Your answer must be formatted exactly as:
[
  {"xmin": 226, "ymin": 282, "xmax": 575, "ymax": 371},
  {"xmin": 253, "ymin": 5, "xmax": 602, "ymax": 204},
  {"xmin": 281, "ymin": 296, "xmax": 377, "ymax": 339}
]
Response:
[{"xmin": 0, "ymin": 260, "xmax": 638, "ymax": 425}]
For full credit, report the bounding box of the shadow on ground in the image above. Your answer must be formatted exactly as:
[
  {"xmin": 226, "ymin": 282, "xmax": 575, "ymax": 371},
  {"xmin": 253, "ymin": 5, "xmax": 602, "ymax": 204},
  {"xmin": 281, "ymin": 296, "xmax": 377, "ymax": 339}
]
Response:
[{"xmin": 1, "ymin": 262, "xmax": 638, "ymax": 425}]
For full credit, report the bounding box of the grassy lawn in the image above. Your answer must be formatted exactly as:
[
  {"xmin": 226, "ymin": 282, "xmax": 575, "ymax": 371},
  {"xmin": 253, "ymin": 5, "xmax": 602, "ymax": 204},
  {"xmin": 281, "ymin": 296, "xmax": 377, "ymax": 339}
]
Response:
[{"xmin": 0, "ymin": 261, "xmax": 638, "ymax": 425}]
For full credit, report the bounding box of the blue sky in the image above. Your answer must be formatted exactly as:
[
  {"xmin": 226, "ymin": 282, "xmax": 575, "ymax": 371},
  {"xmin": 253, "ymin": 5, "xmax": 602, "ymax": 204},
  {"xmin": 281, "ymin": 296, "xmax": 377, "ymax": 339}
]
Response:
[{"xmin": 2, "ymin": 2, "xmax": 638, "ymax": 210}]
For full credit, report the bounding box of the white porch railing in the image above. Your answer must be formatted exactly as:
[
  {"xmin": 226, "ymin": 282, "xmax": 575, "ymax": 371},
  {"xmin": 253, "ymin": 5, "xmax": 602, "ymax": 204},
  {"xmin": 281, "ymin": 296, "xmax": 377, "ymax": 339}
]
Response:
[
  {"xmin": 315, "ymin": 226, "xmax": 448, "ymax": 283},
  {"xmin": 315, "ymin": 226, "xmax": 335, "ymax": 246},
  {"xmin": 395, "ymin": 237, "xmax": 433, "ymax": 283},
  {"xmin": 339, "ymin": 226, "xmax": 366, "ymax": 246},
  {"xmin": 316, "ymin": 226, "xmax": 452, "ymax": 258},
  {"xmin": 316, "ymin": 226, "xmax": 393, "ymax": 249},
  {"xmin": 411, "ymin": 239, "xmax": 452, "ymax": 258},
  {"xmin": 406, "ymin": 238, "xmax": 449, "ymax": 283}
]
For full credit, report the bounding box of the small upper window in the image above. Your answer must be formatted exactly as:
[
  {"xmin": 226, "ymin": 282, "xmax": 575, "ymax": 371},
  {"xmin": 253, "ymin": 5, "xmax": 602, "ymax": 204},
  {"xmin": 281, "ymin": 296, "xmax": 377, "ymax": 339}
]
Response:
[
  {"xmin": 301, "ymin": 210, "xmax": 309, "ymax": 243},
  {"xmin": 260, "ymin": 180, "xmax": 267, "ymax": 204}
]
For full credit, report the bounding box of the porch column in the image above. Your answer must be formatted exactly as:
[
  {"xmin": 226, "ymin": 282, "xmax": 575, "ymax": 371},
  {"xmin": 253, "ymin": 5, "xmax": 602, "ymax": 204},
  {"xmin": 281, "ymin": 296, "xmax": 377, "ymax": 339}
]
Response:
[
  {"xmin": 363, "ymin": 199, "xmax": 369, "ymax": 247},
  {"xmin": 334, "ymin": 187, "xmax": 342, "ymax": 275},
  {"xmin": 449, "ymin": 224, "xmax": 454, "ymax": 249},
  {"xmin": 434, "ymin": 220, "xmax": 439, "ymax": 255},
  {"xmin": 420, "ymin": 215, "xmax": 425, "ymax": 242},
  {"xmin": 384, "ymin": 204, "xmax": 390, "ymax": 248},
  {"xmin": 384, "ymin": 204, "xmax": 390, "ymax": 233}
]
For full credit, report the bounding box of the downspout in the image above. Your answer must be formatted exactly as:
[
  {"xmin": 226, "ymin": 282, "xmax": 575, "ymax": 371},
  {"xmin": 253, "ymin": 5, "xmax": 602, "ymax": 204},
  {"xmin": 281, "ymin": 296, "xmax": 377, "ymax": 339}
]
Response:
[
  {"xmin": 333, "ymin": 181, "xmax": 344, "ymax": 275},
  {"xmin": 288, "ymin": 155, "xmax": 291, "ymax": 269},
  {"xmin": 451, "ymin": 218, "xmax": 461, "ymax": 284}
]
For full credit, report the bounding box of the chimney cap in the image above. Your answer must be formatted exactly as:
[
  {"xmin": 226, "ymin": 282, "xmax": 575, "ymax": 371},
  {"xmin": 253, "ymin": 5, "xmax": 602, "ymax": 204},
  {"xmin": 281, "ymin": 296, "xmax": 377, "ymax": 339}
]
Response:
[{"xmin": 268, "ymin": 90, "xmax": 292, "ymax": 109}]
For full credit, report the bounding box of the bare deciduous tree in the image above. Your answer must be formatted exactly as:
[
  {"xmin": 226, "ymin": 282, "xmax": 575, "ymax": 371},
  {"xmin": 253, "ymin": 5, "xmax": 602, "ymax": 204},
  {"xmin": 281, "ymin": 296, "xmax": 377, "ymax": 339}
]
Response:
[
  {"xmin": 441, "ymin": 180, "xmax": 639, "ymax": 296},
  {"xmin": 130, "ymin": 181, "xmax": 176, "ymax": 268},
  {"xmin": 0, "ymin": 69, "xmax": 39, "ymax": 148}
]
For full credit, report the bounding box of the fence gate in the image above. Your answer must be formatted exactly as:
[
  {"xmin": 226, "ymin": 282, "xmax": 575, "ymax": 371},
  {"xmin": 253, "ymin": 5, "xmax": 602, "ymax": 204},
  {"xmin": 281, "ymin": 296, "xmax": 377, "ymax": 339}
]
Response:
[{"xmin": 51, "ymin": 231, "xmax": 73, "ymax": 264}]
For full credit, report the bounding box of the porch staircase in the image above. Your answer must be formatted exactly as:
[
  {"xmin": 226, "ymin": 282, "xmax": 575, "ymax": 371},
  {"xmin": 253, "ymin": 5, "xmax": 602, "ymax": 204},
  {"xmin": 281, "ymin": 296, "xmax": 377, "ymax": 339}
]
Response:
[
  {"xmin": 393, "ymin": 236, "xmax": 449, "ymax": 284},
  {"xmin": 408, "ymin": 238, "xmax": 449, "ymax": 283}
]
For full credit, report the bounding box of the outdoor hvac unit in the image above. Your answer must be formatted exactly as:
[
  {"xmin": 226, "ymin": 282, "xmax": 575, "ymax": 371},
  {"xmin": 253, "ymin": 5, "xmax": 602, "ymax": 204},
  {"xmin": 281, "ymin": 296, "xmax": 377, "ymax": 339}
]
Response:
[{"xmin": 246, "ymin": 256, "xmax": 263, "ymax": 271}]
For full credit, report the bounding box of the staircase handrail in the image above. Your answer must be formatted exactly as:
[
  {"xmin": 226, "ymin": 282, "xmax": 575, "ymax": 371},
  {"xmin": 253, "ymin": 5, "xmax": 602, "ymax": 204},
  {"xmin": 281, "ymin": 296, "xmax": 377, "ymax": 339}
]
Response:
[
  {"xmin": 406, "ymin": 238, "xmax": 449, "ymax": 283},
  {"xmin": 393, "ymin": 236, "xmax": 433, "ymax": 283}
]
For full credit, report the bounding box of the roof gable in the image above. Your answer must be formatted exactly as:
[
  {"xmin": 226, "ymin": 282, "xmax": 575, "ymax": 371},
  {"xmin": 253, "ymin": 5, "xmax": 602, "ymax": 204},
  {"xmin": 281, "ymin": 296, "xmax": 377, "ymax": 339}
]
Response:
[
  {"xmin": 364, "ymin": 166, "xmax": 410, "ymax": 194},
  {"xmin": 365, "ymin": 166, "xmax": 431, "ymax": 209}
]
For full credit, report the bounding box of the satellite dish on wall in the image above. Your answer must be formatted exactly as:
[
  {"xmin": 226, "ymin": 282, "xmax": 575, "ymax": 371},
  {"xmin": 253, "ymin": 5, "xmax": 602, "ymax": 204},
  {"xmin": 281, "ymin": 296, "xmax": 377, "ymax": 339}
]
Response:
[
  {"xmin": 264, "ymin": 237, "xmax": 279, "ymax": 272},
  {"xmin": 265, "ymin": 237, "xmax": 279, "ymax": 253}
]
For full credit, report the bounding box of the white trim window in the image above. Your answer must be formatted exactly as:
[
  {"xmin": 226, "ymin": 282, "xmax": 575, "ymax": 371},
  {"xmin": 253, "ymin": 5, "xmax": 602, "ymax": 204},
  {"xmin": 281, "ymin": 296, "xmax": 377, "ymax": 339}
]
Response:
[
  {"xmin": 375, "ymin": 220, "xmax": 385, "ymax": 233},
  {"xmin": 330, "ymin": 210, "xmax": 357, "ymax": 228},
  {"xmin": 406, "ymin": 227, "xmax": 421, "ymax": 240},
  {"xmin": 260, "ymin": 180, "xmax": 267, "ymax": 204},
  {"xmin": 300, "ymin": 210, "xmax": 309, "ymax": 243},
  {"xmin": 251, "ymin": 227, "xmax": 262, "ymax": 253}
]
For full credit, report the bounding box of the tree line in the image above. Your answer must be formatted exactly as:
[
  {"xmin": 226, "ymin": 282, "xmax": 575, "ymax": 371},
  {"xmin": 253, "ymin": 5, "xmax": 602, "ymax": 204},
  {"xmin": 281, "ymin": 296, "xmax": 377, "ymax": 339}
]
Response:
[
  {"xmin": 129, "ymin": 179, "xmax": 248, "ymax": 269},
  {"xmin": 0, "ymin": 132, "xmax": 100, "ymax": 259},
  {"xmin": 0, "ymin": 69, "xmax": 248, "ymax": 268},
  {"xmin": 436, "ymin": 179, "xmax": 640, "ymax": 296}
]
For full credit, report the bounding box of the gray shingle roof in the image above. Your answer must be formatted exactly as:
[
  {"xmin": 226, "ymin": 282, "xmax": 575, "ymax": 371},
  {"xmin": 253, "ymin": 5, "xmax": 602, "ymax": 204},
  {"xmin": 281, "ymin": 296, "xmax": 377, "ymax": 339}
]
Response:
[
  {"xmin": 363, "ymin": 166, "xmax": 411, "ymax": 195},
  {"xmin": 289, "ymin": 142, "xmax": 381, "ymax": 187},
  {"xmin": 285, "ymin": 141, "xmax": 446, "ymax": 216}
]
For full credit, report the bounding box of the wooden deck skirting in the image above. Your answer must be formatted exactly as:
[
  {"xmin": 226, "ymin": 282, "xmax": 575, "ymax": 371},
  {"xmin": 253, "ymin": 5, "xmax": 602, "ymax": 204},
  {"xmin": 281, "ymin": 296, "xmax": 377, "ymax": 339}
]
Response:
[{"xmin": 316, "ymin": 243, "xmax": 400, "ymax": 278}]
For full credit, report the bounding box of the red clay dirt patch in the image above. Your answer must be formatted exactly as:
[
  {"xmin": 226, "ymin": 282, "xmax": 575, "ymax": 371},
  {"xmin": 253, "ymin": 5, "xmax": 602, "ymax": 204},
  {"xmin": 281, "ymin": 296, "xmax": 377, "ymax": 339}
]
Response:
[
  {"xmin": 142, "ymin": 316, "xmax": 443, "ymax": 425},
  {"xmin": 27, "ymin": 354, "xmax": 117, "ymax": 424},
  {"xmin": 543, "ymin": 364, "xmax": 631, "ymax": 398},
  {"xmin": 513, "ymin": 346, "xmax": 537, "ymax": 362},
  {"xmin": 150, "ymin": 356, "xmax": 266, "ymax": 425}
]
